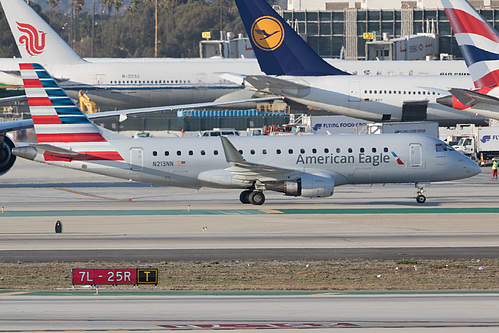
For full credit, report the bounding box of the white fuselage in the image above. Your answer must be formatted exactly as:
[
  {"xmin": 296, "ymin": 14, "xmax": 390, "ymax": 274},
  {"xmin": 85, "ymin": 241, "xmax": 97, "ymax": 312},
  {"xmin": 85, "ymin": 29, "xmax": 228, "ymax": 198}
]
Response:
[
  {"xmin": 271, "ymin": 74, "xmax": 483, "ymax": 126},
  {"xmin": 0, "ymin": 58, "xmax": 470, "ymax": 110},
  {"xmin": 30, "ymin": 133, "xmax": 480, "ymax": 191}
]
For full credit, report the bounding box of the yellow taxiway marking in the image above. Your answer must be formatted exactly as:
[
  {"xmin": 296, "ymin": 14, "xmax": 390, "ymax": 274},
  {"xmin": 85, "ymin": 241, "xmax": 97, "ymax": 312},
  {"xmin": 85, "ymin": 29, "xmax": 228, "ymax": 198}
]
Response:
[
  {"xmin": 55, "ymin": 188, "xmax": 132, "ymax": 202},
  {"xmin": 260, "ymin": 209, "xmax": 284, "ymax": 214},
  {"xmin": 0, "ymin": 292, "xmax": 29, "ymax": 296}
]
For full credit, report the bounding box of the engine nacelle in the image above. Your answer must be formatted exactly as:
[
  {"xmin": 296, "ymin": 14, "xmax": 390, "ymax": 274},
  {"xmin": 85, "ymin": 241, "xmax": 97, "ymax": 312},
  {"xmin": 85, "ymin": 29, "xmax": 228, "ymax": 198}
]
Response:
[
  {"xmin": 283, "ymin": 173, "xmax": 334, "ymax": 198},
  {"xmin": 0, "ymin": 135, "xmax": 16, "ymax": 176}
]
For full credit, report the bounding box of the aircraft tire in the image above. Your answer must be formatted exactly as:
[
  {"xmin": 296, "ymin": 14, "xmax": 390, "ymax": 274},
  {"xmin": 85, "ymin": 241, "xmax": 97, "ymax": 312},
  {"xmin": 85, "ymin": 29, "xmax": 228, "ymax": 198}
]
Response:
[
  {"xmin": 416, "ymin": 195, "xmax": 426, "ymax": 204},
  {"xmin": 239, "ymin": 190, "xmax": 252, "ymax": 204},
  {"xmin": 249, "ymin": 191, "xmax": 265, "ymax": 205}
]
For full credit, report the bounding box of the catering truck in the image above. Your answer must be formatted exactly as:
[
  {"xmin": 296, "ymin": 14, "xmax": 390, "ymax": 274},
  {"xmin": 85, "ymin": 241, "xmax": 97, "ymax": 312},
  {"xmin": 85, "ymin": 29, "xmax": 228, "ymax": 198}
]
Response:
[{"xmin": 453, "ymin": 125, "xmax": 499, "ymax": 164}]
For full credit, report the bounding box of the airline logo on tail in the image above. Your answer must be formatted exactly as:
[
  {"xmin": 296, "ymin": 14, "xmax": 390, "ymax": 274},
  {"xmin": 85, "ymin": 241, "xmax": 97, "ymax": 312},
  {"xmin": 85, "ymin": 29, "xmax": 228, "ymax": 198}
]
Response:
[
  {"xmin": 443, "ymin": 0, "xmax": 499, "ymax": 88},
  {"xmin": 251, "ymin": 16, "xmax": 284, "ymax": 51},
  {"xmin": 17, "ymin": 22, "xmax": 46, "ymax": 56}
]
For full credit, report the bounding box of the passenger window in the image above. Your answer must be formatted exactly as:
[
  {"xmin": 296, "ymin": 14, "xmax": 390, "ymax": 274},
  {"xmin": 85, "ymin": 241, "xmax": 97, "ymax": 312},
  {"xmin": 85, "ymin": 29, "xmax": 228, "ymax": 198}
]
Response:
[
  {"xmin": 250, "ymin": 149, "xmax": 255, "ymax": 155},
  {"xmin": 177, "ymin": 151, "xmax": 181, "ymax": 156},
  {"xmin": 288, "ymin": 149, "xmax": 293, "ymax": 154},
  {"xmin": 189, "ymin": 150, "xmax": 193, "ymax": 156},
  {"xmin": 239, "ymin": 150, "xmax": 244, "ymax": 155},
  {"xmin": 214, "ymin": 150, "xmax": 219, "ymax": 155},
  {"xmin": 384, "ymin": 147, "xmax": 388, "ymax": 152},
  {"xmin": 324, "ymin": 148, "xmax": 329, "ymax": 153},
  {"xmin": 165, "ymin": 151, "xmax": 169, "ymax": 156},
  {"xmin": 262, "ymin": 149, "xmax": 267, "ymax": 154},
  {"xmin": 201, "ymin": 150, "xmax": 206, "ymax": 156},
  {"xmin": 276, "ymin": 149, "xmax": 281, "ymax": 154},
  {"xmin": 312, "ymin": 148, "xmax": 317, "ymax": 153},
  {"xmin": 336, "ymin": 148, "xmax": 341, "ymax": 153},
  {"xmin": 372, "ymin": 147, "xmax": 377, "ymax": 153},
  {"xmin": 300, "ymin": 148, "xmax": 305, "ymax": 154},
  {"xmin": 348, "ymin": 148, "xmax": 353, "ymax": 153},
  {"xmin": 360, "ymin": 148, "xmax": 365, "ymax": 153},
  {"xmin": 153, "ymin": 151, "xmax": 158, "ymax": 156}
]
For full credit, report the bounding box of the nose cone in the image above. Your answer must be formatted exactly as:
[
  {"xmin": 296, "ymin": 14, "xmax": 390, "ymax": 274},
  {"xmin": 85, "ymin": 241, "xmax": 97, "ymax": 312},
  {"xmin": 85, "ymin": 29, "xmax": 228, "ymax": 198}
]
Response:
[
  {"xmin": 457, "ymin": 154, "xmax": 482, "ymax": 178},
  {"xmin": 437, "ymin": 95, "xmax": 454, "ymax": 108}
]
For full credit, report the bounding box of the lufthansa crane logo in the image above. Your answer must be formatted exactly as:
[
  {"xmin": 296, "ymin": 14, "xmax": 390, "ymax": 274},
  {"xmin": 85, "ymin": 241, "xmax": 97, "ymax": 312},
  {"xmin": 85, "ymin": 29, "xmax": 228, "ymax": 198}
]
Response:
[
  {"xmin": 251, "ymin": 16, "xmax": 284, "ymax": 51},
  {"xmin": 16, "ymin": 22, "xmax": 46, "ymax": 56}
]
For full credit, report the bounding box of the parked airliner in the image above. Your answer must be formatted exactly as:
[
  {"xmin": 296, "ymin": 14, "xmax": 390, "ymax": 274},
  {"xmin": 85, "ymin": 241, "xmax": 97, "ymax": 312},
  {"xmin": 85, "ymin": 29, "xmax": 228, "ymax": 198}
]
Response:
[
  {"xmin": 436, "ymin": 0, "xmax": 499, "ymax": 120},
  {"xmin": 227, "ymin": 0, "xmax": 487, "ymax": 126},
  {"xmin": 0, "ymin": 63, "xmax": 481, "ymax": 205},
  {"xmin": 0, "ymin": 0, "xmax": 473, "ymax": 111}
]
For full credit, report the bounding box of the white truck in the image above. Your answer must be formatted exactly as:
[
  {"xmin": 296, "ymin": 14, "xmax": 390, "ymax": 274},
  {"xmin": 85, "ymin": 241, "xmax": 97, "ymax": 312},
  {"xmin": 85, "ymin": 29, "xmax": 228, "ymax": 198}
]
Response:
[{"xmin": 453, "ymin": 125, "xmax": 499, "ymax": 164}]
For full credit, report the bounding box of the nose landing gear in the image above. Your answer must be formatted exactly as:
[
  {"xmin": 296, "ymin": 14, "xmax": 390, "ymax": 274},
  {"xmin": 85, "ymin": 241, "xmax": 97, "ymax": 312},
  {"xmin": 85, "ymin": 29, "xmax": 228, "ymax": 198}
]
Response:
[{"xmin": 415, "ymin": 182, "xmax": 427, "ymax": 204}]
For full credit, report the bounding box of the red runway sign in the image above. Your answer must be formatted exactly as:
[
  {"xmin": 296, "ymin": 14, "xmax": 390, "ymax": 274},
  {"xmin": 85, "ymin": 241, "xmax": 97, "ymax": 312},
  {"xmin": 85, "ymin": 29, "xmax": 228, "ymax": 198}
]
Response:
[{"xmin": 72, "ymin": 269, "xmax": 157, "ymax": 285}]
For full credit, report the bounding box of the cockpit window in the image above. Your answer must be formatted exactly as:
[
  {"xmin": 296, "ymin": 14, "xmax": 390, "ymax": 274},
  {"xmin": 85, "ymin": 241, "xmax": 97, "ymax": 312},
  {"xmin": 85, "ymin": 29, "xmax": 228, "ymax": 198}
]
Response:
[{"xmin": 436, "ymin": 144, "xmax": 447, "ymax": 152}]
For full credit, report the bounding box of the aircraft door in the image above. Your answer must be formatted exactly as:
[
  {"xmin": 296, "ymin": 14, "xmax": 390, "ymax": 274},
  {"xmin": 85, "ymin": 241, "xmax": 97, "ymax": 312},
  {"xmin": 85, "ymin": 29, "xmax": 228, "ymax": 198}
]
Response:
[
  {"xmin": 130, "ymin": 148, "xmax": 143, "ymax": 171},
  {"xmin": 348, "ymin": 81, "xmax": 362, "ymax": 102},
  {"xmin": 409, "ymin": 143, "xmax": 423, "ymax": 168}
]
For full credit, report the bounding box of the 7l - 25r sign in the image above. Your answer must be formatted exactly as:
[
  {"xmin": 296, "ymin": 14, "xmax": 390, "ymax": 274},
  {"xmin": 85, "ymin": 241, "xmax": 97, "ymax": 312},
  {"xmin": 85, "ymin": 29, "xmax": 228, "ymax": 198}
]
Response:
[{"xmin": 72, "ymin": 269, "xmax": 158, "ymax": 286}]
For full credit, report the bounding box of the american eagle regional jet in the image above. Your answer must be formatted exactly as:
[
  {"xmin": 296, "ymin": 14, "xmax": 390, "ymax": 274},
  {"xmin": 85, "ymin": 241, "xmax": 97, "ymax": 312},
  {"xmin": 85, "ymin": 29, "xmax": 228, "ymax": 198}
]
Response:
[{"xmin": 0, "ymin": 63, "xmax": 481, "ymax": 205}]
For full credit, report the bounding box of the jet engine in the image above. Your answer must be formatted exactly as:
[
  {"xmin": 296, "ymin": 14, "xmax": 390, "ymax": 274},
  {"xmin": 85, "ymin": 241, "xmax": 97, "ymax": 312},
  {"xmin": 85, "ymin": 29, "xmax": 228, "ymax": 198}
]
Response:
[
  {"xmin": 272, "ymin": 173, "xmax": 334, "ymax": 198},
  {"xmin": 0, "ymin": 135, "xmax": 16, "ymax": 175}
]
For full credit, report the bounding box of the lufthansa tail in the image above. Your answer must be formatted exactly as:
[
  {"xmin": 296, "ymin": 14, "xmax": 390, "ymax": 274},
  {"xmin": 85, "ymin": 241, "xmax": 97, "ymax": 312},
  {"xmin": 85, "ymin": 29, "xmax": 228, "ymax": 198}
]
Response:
[
  {"xmin": 442, "ymin": 0, "xmax": 499, "ymax": 89},
  {"xmin": 0, "ymin": 0, "xmax": 85, "ymax": 66},
  {"xmin": 234, "ymin": 0, "xmax": 349, "ymax": 76}
]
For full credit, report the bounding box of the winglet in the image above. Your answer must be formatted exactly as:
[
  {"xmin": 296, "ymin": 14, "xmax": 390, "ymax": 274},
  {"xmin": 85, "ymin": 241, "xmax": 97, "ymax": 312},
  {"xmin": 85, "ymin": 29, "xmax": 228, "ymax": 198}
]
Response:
[
  {"xmin": 234, "ymin": 0, "xmax": 349, "ymax": 76},
  {"xmin": 220, "ymin": 136, "xmax": 246, "ymax": 164}
]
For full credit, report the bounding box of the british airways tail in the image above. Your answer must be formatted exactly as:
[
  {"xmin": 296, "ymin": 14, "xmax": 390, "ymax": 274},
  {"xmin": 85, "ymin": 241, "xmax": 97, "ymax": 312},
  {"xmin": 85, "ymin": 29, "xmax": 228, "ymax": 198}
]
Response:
[
  {"xmin": 234, "ymin": 0, "xmax": 349, "ymax": 76},
  {"xmin": 442, "ymin": 0, "xmax": 499, "ymax": 88},
  {"xmin": 18, "ymin": 63, "xmax": 122, "ymax": 162},
  {"xmin": 0, "ymin": 0, "xmax": 85, "ymax": 65}
]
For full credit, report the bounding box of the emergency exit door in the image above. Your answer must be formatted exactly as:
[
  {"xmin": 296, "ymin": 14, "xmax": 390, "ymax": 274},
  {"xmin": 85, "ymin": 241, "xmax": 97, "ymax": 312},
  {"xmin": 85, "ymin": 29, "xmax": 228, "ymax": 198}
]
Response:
[
  {"xmin": 409, "ymin": 143, "xmax": 422, "ymax": 167},
  {"xmin": 130, "ymin": 148, "xmax": 143, "ymax": 171}
]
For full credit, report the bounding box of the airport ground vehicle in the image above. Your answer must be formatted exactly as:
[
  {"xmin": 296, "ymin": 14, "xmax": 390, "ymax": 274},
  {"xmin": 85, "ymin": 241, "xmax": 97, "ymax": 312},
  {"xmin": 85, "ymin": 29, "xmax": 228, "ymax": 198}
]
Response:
[{"xmin": 453, "ymin": 125, "xmax": 499, "ymax": 164}]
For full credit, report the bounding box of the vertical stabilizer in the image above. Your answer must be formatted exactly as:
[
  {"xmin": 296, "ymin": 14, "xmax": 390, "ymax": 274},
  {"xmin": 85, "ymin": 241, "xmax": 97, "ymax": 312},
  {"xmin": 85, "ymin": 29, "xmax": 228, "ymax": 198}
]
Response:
[
  {"xmin": 19, "ymin": 63, "xmax": 122, "ymax": 162},
  {"xmin": 442, "ymin": 0, "xmax": 499, "ymax": 88},
  {"xmin": 1, "ymin": 0, "xmax": 85, "ymax": 65},
  {"xmin": 234, "ymin": 0, "xmax": 349, "ymax": 76}
]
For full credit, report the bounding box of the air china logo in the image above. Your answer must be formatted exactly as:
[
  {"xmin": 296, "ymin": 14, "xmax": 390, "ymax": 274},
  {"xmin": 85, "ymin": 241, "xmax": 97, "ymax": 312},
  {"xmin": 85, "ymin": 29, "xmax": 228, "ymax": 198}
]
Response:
[
  {"xmin": 16, "ymin": 22, "xmax": 46, "ymax": 56},
  {"xmin": 251, "ymin": 16, "xmax": 284, "ymax": 51}
]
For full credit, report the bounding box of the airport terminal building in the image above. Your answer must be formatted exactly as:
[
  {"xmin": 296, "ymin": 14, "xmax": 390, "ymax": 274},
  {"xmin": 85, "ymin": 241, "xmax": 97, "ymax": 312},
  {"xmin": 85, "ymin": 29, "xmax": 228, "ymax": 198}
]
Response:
[{"xmin": 275, "ymin": 0, "xmax": 499, "ymax": 60}]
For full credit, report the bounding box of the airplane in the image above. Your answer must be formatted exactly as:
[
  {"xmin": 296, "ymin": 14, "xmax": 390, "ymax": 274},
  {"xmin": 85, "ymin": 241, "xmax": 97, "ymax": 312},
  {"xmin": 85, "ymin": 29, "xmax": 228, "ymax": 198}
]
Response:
[
  {"xmin": 225, "ymin": 0, "xmax": 489, "ymax": 127},
  {"xmin": 0, "ymin": 0, "xmax": 475, "ymax": 111},
  {"xmin": 0, "ymin": 63, "xmax": 481, "ymax": 205},
  {"xmin": 436, "ymin": 0, "xmax": 499, "ymax": 120}
]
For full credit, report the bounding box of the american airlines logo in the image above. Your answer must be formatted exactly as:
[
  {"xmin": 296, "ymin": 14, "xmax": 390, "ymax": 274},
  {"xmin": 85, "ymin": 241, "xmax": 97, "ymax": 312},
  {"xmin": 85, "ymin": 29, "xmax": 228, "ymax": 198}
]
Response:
[{"xmin": 16, "ymin": 22, "xmax": 46, "ymax": 56}]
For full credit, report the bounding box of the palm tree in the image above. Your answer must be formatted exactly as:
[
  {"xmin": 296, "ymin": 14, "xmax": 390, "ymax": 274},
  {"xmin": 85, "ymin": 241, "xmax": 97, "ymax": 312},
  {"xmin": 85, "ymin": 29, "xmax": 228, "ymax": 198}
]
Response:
[{"xmin": 47, "ymin": 0, "xmax": 60, "ymax": 24}]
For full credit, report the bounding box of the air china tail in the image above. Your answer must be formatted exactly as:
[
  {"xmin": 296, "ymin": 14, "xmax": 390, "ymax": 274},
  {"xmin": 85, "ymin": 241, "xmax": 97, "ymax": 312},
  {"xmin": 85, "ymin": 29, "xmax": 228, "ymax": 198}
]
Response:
[
  {"xmin": 234, "ymin": 0, "xmax": 349, "ymax": 76},
  {"xmin": 1, "ymin": 0, "xmax": 84, "ymax": 65}
]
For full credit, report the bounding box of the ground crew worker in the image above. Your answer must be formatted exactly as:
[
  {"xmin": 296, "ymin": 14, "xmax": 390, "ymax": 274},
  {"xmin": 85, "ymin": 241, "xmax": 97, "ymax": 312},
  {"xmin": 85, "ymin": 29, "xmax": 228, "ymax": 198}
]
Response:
[{"xmin": 493, "ymin": 160, "xmax": 498, "ymax": 179}]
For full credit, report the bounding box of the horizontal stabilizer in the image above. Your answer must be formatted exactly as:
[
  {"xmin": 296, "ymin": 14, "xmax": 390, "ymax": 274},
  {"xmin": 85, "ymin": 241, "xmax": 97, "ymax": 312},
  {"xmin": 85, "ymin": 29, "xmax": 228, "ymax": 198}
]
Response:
[{"xmin": 449, "ymin": 88, "xmax": 499, "ymax": 106}]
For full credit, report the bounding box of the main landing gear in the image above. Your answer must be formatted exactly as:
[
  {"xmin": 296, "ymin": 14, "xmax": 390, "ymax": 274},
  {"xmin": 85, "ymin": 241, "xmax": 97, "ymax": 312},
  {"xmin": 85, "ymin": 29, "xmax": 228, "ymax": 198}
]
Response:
[
  {"xmin": 415, "ymin": 183, "xmax": 427, "ymax": 204},
  {"xmin": 240, "ymin": 190, "xmax": 265, "ymax": 205}
]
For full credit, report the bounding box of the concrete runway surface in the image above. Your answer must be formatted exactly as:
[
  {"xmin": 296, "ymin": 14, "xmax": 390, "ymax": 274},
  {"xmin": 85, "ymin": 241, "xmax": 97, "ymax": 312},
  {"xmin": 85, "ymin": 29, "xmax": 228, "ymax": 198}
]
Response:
[{"xmin": 1, "ymin": 158, "xmax": 499, "ymax": 332}]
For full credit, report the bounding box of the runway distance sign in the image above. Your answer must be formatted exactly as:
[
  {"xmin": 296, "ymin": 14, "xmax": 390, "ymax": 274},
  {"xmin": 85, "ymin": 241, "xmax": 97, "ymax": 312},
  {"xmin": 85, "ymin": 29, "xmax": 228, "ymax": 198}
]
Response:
[{"xmin": 72, "ymin": 269, "xmax": 158, "ymax": 286}]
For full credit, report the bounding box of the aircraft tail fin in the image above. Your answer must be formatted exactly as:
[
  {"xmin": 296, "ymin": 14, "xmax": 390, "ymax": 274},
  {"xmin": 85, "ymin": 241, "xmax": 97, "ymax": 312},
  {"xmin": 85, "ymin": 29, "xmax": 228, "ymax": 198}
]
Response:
[
  {"xmin": 234, "ymin": 0, "xmax": 349, "ymax": 76},
  {"xmin": 19, "ymin": 63, "xmax": 123, "ymax": 162},
  {"xmin": 442, "ymin": 0, "xmax": 499, "ymax": 88},
  {"xmin": 1, "ymin": 0, "xmax": 85, "ymax": 66}
]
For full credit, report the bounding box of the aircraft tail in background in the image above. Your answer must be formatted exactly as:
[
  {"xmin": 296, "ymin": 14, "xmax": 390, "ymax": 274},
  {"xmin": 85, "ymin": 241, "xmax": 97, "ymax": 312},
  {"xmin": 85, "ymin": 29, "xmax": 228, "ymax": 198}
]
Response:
[
  {"xmin": 0, "ymin": 0, "xmax": 85, "ymax": 66},
  {"xmin": 234, "ymin": 0, "xmax": 349, "ymax": 76},
  {"xmin": 442, "ymin": 0, "xmax": 499, "ymax": 89}
]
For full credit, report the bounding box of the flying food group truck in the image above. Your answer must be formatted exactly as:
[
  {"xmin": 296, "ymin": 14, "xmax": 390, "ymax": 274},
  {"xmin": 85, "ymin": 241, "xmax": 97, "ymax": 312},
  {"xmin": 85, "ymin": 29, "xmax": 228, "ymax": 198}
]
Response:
[{"xmin": 453, "ymin": 125, "xmax": 499, "ymax": 165}]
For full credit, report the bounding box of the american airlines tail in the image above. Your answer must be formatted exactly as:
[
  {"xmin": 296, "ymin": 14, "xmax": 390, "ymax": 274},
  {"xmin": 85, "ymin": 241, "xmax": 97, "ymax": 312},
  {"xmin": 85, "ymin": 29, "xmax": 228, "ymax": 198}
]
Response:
[
  {"xmin": 234, "ymin": 0, "xmax": 349, "ymax": 76},
  {"xmin": 0, "ymin": 0, "xmax": 85, "ymax": 65},
  {"xmin": 19, "ymin": 63, "xmax": 123, "ymax": 163},
  {"xmin": 442, "ymin": 0, "xmax": 499, "ymax": 89}
]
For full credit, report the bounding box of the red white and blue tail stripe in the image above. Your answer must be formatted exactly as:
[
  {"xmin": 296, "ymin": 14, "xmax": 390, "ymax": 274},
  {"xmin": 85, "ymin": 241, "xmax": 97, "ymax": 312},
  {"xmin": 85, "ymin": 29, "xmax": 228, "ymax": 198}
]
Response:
[
  {"xmin": 20, "ymin": 63, "xmax": 123, "ymax": 161},
  {"xmin": 443, "ymin": 0, "xmax": 499, "ymax": 89}
]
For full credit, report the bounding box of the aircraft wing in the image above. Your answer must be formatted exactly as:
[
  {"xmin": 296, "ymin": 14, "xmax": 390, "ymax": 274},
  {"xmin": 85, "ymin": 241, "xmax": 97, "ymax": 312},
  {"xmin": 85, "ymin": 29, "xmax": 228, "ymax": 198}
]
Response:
[
  {"xmin": 220, "ymin": 136, "xmax": 297, "ymax": 182},
  {"xmin": 87, "ymin": 96, "xmax": 282, "ymax": 121},
  {"xmin": 449, "ymin": 88, "xmax": 499, "ymax": 107},
  {"xmin": 222, "ymin": 74, "xmax": 310, "ymax": 98}
]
